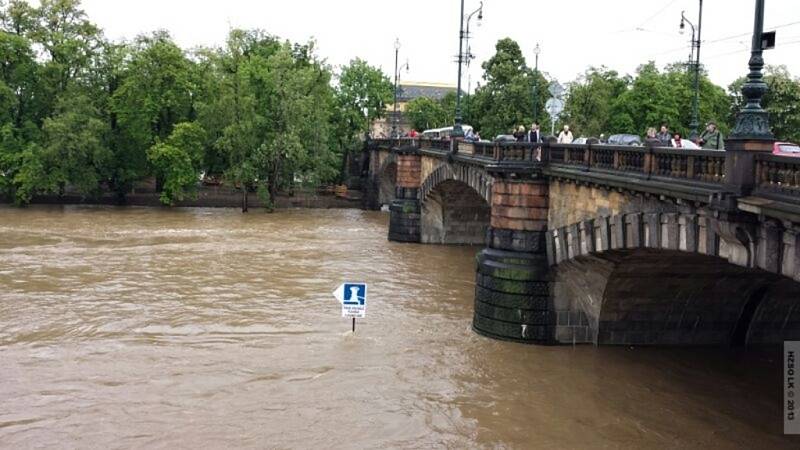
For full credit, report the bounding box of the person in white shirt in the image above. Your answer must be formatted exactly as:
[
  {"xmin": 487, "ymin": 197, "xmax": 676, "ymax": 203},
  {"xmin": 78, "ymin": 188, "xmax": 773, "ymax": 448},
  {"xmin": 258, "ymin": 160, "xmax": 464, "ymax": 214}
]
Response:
[
  {"xmin": 557, "ymin": 125, "xmax": 574, "ymax": 144},
  {"xmin": 527, "ymin": 122, "xmax": 541, "ymax": 143}
]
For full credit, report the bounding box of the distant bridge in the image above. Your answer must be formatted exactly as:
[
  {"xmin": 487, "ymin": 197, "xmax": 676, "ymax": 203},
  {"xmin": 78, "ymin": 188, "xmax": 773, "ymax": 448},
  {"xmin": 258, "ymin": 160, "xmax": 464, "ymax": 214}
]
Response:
[{"xmin": 365, "ymin": 137, "xmax": 800, "ymax": 346}]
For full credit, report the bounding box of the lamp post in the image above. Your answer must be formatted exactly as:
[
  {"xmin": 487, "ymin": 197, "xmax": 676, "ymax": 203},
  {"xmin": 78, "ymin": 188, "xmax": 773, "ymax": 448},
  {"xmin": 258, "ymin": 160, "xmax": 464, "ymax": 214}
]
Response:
[
  {"xmin": 730, "ymin": 0, "xmax": 773, "ymax": 140},
  {"xmin": 391, "ymin": 39, "xmax": 410, "ymax": 139},
  {"xmin": 532, "ymin": 43, "xmax": 540, "ymax": 123},
  {"xmin": 720, "ymin": 0, "xmax": 774, "ymax": 201},
  {"xmin": 392, "ymin": 39, "xmax": 400, "ymax": 138},
  {"xmin": 453, "ymin": 1, "xmax": 483, "ymax": 138},
  {"xmin": 680, "ymin": 1, "xmax": 703, "ymax": 141}
]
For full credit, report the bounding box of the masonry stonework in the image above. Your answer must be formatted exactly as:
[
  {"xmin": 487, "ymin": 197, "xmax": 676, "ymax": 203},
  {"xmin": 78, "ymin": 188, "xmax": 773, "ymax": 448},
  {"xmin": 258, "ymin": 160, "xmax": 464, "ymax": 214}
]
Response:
[
  {"xmin": 473, "ymin": 179, "xmax": 556, "ymax": 344},
  {"xmin": 388, "ymin": 150, "xmax": 422, "ymax": 243}
]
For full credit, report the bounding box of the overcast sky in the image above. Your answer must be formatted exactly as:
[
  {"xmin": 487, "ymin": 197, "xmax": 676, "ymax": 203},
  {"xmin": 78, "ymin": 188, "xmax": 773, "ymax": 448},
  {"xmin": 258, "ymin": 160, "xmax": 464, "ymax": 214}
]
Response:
[{"xmin": 50, "ymin": 0, "xmax": 800, "ymax": 89}]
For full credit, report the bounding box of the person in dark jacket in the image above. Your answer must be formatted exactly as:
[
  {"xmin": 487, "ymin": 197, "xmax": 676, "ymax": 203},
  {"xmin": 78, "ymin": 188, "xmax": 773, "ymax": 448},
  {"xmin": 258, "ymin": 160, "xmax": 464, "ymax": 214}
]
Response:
[
  {"xmin": 656, "ymin": 124, "xmax": 671, "ymax": 146},
  {"xmin": 513, "ymin": 125, "xmax": 526, "ymax": 142}
]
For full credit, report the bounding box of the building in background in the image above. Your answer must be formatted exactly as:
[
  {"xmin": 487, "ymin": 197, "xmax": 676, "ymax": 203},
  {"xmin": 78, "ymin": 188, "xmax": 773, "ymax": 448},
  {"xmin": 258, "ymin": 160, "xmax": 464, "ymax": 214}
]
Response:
[{"xmin": 371, "ymin": 81, "xmax": 457, "ymax": 137}]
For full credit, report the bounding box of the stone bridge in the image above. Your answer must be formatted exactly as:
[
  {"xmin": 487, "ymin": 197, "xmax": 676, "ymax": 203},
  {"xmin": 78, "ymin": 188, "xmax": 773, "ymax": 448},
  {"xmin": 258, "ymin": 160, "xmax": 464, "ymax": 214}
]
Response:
[{"xmin": 365, "ymin": 136, "xmax": 800, "ymax": 346}]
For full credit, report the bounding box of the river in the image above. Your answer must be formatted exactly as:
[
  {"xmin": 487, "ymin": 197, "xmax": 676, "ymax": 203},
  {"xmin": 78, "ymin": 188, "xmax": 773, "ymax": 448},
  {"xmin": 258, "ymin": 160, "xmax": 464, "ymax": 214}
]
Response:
[{"xmin": 0, "ymin": 205, "xmax": 797, "ymax": 449}]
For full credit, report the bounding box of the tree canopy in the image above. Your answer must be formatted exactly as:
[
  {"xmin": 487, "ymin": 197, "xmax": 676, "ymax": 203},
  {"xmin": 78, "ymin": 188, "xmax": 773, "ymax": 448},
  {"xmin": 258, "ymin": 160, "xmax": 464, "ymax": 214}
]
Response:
[{"xmin": 0, "ymin": 0, "xmax": 390, "ymax": 210}]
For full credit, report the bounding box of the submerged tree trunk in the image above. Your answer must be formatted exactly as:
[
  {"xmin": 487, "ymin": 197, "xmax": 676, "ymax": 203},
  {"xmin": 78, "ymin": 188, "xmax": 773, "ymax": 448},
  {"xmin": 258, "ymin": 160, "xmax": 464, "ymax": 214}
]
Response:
[{"xmin": 241, "ymin": 188, "xmax": 248, "ymax": 213}]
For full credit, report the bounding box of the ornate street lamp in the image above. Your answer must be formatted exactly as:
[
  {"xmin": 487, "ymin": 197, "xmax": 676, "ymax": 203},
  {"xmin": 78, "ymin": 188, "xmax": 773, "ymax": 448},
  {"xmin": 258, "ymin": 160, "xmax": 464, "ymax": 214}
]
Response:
[
  {"xmin": 729, "ymin": 0, "xmax": 773, "ymax": 140},
  {"xmin": 391, "ymin": 39, "xmax": 410, "ymax": 139},
  {"xmin": 680, "ymin": 0, "xmax": 703, "ymax": 141},
  {"xmin": 453, "ymin": 1, "xmax": 483, "ymax": 138},
  {"xmin": 532, "ymin": 43, "xmax": 541, "ymax": 123},
  {"xmin": 721, "ymin": 0, "xmax": 775, "ymax": 200}
]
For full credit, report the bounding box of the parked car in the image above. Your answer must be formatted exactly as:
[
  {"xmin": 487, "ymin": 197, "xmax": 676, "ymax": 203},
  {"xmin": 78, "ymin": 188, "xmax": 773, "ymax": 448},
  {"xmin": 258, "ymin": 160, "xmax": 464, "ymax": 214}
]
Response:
[
  {"xmin": 676, "ymin": 139, "xmax": 701, "ymax": 150},
  {"xmin": 606, "ymin": 134, "xmax": 642, "ymax": 146},
  {"xmin": 773, "ymin": 142, "xmax": 800, "ymax": 157},
  {"xmin": 572, "ymin": 137, "xmax": 588, "ymax": 145},
  {"xmin": 493, "ymin": 134, "xmax": 517, "ymax": 143}
]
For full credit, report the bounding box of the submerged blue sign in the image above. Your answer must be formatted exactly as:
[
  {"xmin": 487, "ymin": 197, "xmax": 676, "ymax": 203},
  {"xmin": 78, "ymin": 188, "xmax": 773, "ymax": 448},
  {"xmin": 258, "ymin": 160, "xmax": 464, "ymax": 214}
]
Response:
[
  {"xmin": 343, "ymin": 283, "xmax": 366, "ymax": 306},
  {"xmin": 334, "ymin": 282, "xmax": 367, "ymax": 319}
]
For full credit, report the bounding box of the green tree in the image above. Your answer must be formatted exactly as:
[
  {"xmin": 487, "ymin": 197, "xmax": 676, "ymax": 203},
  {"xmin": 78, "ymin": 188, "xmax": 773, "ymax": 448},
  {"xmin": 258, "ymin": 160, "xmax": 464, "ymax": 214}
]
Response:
[
  {"xmin": 469, "ymin": 38, "xmax": 550, "ymax": 138},
  {"xmin": 0, "ymin": 2, "xmax": 45, "ymax": 196},
  {"xmin": 41, "ymin": 91, "xmax": 111, "ymax": 196},
  {"xmin": 729, "ymin": 65, "xmax": 800, "ymax": 142},
  {"xmin": 607, "ymin": 62, "xmax": 730, "ymax": 137},
  {"xmin": 30, "ymin": 0, "xmax": 101, "ymax": 116},
  {"xmin": 198, "ymin": 30, "xmax": 336, "ymax": 212},
  {"xmin": 111, "ymin": 31, "xmax": 196, "ymax": 191},
  {"xmin": 146, "ymin": 122, "xmax": 206, "ymax": 205},
  {"xmin": 405, "ymin": 96, "xmax": 448, "ymax": 131},
  {"xmin": 331, "ymin": 58, "xmax": 392, "ymax": 179},
  {"xmin": 563, "ymin": 67, "xmax": 629, "ymax": 138}
]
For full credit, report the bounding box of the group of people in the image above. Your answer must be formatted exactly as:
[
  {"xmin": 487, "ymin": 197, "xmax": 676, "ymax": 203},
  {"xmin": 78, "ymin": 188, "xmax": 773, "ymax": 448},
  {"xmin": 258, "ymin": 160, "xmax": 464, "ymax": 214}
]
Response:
[
  {"xmin": 511, "ymin": 122, "xmax": 550, "ymax": 143},
  {"xmin": 388, "ymin": 121, "xmax": 724, "ymax": 151},
  {"xmin": 511, "ymin": 123, "xmax": 575, "ymax": 144},
  {"xmin": 646, "ymin": 123, "xmax": 725, "ymax": 150}
]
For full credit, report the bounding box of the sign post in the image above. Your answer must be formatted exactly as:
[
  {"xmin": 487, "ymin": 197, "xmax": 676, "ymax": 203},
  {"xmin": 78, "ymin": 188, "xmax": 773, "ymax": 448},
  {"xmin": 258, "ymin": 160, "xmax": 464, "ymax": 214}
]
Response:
[
  {"xmin": 545, "ymin": 98, "xmax": 565, "ymax": 136},
  {"xmin": 546, "ymin": 81, "xmax": 566, "ymax": 136},
  {"xmin": 333, "ymin": 282, "xmax": 367, "ymax": 332}
]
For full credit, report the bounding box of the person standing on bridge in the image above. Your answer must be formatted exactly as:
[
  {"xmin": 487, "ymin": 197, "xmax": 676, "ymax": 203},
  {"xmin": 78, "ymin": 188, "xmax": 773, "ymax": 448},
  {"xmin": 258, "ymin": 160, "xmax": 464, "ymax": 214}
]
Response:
[
  {"xmin": 527, "ymin": 122, "xmax": 542, "ymax": 143},
  {"xmin": 699, "ymin": 122, "xmax": 725, "ymax": 150},
  {"xmin": 670, "ymin": 132, "xmax": 685, "ymax": 148},
  {"xmin": 465, "ymin": 127, "xmax": 477, "ymax": 141},
  {"xmin": 645, "ymin": 127, "xmax": 658, "ymax": 142},
  {"xmin": 513, "ymin": 125, "xmax": 526, "ymax": 142},
  {"xmin": 656, "ymin": 124, "xmax": 671, "ymax": 146},
  {"xmin": 557, "ymin": 125, "xmax": 573, "ymax": 144}
]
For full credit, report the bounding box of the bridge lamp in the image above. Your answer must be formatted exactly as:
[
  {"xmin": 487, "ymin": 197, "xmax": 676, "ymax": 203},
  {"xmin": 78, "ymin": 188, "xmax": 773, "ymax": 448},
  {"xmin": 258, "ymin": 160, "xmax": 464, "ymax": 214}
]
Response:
[
  {"xmin": 533, "ymin": 43, "xmax": 541, "ymax": 123},
  {"xmin": 454, "ymin": 1, "xmax": 484, "ymax": 139},
  {"xmin": 679, "ymin": 3, "xmax": 703, "ymax": 141},
  {"xmin": 392, "ymin": 39, "xmax": 401, "ymax": 138}
]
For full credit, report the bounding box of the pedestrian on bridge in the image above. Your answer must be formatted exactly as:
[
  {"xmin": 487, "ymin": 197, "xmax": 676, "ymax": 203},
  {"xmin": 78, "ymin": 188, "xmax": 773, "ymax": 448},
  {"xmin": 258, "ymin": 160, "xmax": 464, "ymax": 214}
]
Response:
[
  {"xmin": 527, "ymin": 122, "xmax": 542, "ymax": 143},
  {"xmin": 699, "ymin": 122, "xmax": 725, "ymax": 150},
  {"xmin": 670, "ymin": 132, "xmax": 685, "ymax": 148},
  {"xmin": 557, "ymin": 125, "xmax": 573, "ymax": 144},
  {"xmin": 646, "ymin": 127, "xmax": 658, "ymax": 142},
  {"xmin": 656, "ymin": 124, "xmax": 671, "ymax": 147},
  {"xmin": 514, "ymin": 125, "xmax": 527, "ymax": 142}
]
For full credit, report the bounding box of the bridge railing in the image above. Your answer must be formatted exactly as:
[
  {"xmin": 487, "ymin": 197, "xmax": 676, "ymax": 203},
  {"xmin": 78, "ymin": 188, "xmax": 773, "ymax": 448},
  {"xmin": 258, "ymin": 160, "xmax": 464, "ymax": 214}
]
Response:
[
  {"xmin": 371, "ymin": 138, "xmax": 420, "ymax": 150},
  {"xmin": 419, "ymin": 138, "xmax": 451, "ymax": 152},
  {"xmin": 651, "ymin": 147, "xmax": 726, "ymax": 183},
  {"xmin": 754, "ymin": 153, "xmax": 800, "ymax": 200},
  {"xmin": 546, "ymin": 143, "xmax": 726, "ymax": 184}
]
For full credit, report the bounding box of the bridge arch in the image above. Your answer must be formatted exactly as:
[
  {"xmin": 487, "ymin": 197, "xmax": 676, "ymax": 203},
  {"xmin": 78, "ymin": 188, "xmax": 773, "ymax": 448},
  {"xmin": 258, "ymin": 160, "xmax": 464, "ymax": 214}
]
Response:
[
  {"xmin": 547, "ymin": 212, "xmax": 800, "ymax": 346},
  {"xmin": 419, "ymin": 163, "xmax": 493, "ymax": 245},
  {"xmin": 377, "ymin": 153, "xmax": 397, "ymax": 207}
]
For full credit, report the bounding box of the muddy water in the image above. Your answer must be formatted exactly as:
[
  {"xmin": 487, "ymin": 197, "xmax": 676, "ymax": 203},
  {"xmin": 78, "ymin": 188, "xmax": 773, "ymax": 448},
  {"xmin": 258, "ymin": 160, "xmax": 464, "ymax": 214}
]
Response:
[{"xmin": 0, "ymin": 205, "xmax": 797, "ymax": 449}]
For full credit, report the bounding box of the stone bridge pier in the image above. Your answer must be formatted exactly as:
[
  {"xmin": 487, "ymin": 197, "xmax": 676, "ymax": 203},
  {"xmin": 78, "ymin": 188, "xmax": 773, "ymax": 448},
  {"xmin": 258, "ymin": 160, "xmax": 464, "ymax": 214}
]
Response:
[
  {"xmin": 472, "ymin": 177, "xmax": 553, "ymax": 343},
  {"xmin": 371, "ymin": 137, "xmax": 800, "ymax": 346},
  {"xmin": 387, "ymin": 146, "xmax": 422, "ymax": 243}
]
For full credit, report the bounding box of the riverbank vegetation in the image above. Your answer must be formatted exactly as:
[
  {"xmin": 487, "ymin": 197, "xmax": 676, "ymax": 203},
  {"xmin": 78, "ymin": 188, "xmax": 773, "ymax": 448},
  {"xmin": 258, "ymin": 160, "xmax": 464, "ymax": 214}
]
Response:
[{"xmin": 0, "ymin": 0, "xmax": 392, "ymax": 209}]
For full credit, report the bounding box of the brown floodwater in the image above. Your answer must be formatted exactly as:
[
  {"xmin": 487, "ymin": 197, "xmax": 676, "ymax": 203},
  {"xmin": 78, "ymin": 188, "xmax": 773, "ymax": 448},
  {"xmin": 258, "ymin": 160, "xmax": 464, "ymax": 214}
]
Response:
[{"xmin": 0, "ymin": 205, "xmax": 798, "ymax": 449}]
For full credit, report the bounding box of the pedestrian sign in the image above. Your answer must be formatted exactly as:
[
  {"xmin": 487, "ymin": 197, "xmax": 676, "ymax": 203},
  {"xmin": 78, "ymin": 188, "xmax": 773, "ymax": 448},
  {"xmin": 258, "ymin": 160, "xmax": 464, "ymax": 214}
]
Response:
[{"xmin": 333, "ymin": 282, "xmax": 367, "ymax": 319}]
